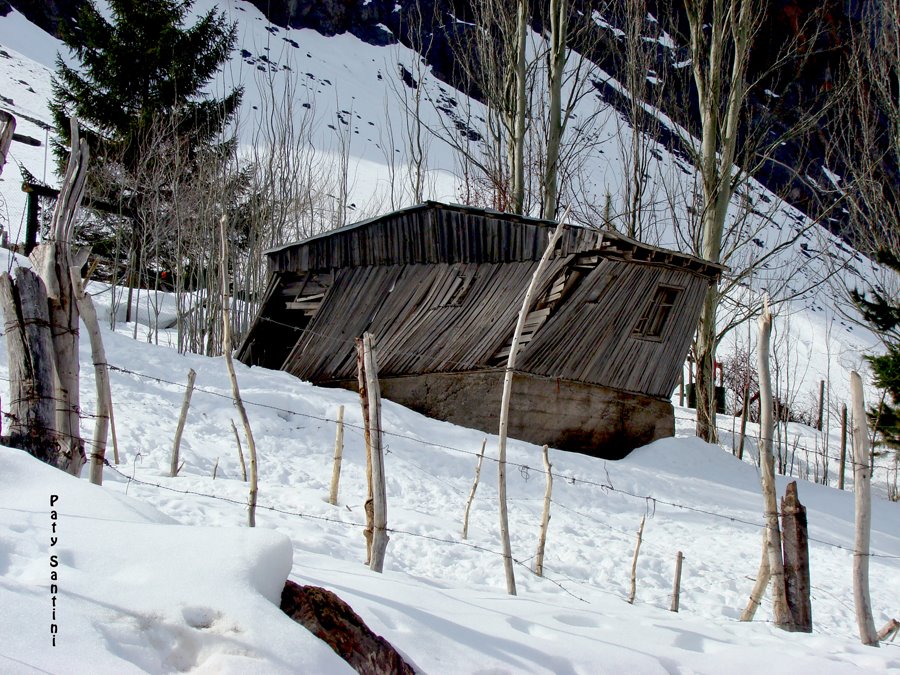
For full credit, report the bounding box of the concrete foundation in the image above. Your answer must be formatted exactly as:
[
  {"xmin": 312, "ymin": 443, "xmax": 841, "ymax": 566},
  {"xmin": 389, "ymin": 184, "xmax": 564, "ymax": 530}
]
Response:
[{"xmin": 330, "ymin": 370, "xmax": 674, "ymax": 460}]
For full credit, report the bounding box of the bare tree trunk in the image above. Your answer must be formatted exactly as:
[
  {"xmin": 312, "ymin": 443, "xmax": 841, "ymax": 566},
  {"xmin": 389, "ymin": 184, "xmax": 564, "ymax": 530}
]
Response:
[
  {"xmin": 850, "ymin": 370, "xmax": 879, "ymax": 646},
  {"xmin": 220, "ymin": 216, "xmax": 259, "ymax": 527},
  {"xmin": 684, "ymin": 0, "xmax": 758, "ymax": 443},
  {"xmin": 541, "ymin": 0, "xmax": 567, "ymax": 220},
  {"xmin": 839, "ymin": 403, "xmax": 848, "ymax": 490},
  {"xmin": 170, "ymin": 368, "xmax": 197, "ymax": 477},
  {"xmin": 496, "ymin": 214, "xmax": 567, "ymax": 595},
  {"xmin": 756, "ymin": 299, "xmax": 793, "ymax": 629},
  {"xmin": 363, "ymin": 333, "xmax": 389, "ymax": 573},
  {"xmin": 462, "ymin": 438, "xmax": 486, "ymax": 540},
  {"xmin": 534, "ymin": 444, "xmax": 553, "ymax": 577},
  {"xmin": 510, "ymin": 0, "xmax": 528, "ymax": 214}
]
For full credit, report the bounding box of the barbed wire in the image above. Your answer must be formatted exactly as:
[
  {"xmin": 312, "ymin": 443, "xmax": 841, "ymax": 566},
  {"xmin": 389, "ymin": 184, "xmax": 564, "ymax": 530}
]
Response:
[
  {"xmin": 102, "ymin": 460, "xmax": 587, "ymax": 603},
  {"xmin": 74, "ymin": 361, "xmax": 900, "ymax": 560},
  {"xmin": 1, "ymin": 356, "xmax": 898, "ymax": 560}
]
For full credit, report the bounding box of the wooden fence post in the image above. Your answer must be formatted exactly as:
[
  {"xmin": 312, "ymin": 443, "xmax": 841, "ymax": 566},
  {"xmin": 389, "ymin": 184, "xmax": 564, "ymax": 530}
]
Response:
[
  {"xmin": 534, "ymin": 444, "xmax": 552, "ymax": 577},
  {"xmin": 781, "ymin": 481, "xmax": 812, "ymax": 632},
  {"xmin": 628, "ymin": 515, "xmax": 646, "ymax": 604},
  {"xmin": 328, "ymin": 405, "xmax": 345, "ymax": 505},
  {"xmin": 230, "ymin": 418, "xmax": 247, "ymax": 481},
  {"xmin": 0, "ymin": 111, "xmax": 14, "ymax": 179},
  {"xmin": 496, "ymin": 211, "xmax": 567, "ymax": 596},
  {"xmin": 356, "ymin": 338, "xmax": 374, "ymax": 563},
  {"xmin": 755, "ymin": 298, "xmax": 792, "ymax": 629},
  {"xmin": 462, "ymin": 438, "xmax": 486, "ymax": 540},
  {"xmin": 878, "ymin": 619, "xmax": 900, "ymax": 642},
  {"xmin": 839, "ymin": 403, "xmax": 848, "ymax": 490},
  {"xmin": 850, "ymin": 371, "xmax": 879, "ymax": 646},
  {"xmin": 0, "ymin": 269, "xmax": 57, "ymax": 463},
  {"xmin": 170, "ymin": 368, "xmax": 196, "ymax": 477},
  {"xmin": 670, "ymin": 551, "xmax": 684, "ymax": 612},
  {"xmin": 219, "ymin": 215, "xmax": 259, "ymax": 528},
  {"xmin": 363, "ymin": 332, "xmax": 389, "ymax": 573}
]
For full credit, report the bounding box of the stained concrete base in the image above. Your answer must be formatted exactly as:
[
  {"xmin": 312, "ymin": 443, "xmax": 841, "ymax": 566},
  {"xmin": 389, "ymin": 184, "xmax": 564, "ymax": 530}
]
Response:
[{"xmin": 328, "ymin": 370, "xmax": 673, "ymax": 460}]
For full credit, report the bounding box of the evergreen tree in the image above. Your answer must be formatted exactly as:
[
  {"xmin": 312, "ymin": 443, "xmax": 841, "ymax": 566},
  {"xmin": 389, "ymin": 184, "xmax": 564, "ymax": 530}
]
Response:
[
  {"xmin": 48, "ymin": 0, "xmax": 243, "ymax": 306},
  {"xmin": 853, "ymin": 250, "xmax": 900, "ymax": 448},
  {"xmin": 50, "ymin": 0, "xmax": 241, "ymax": 173}
]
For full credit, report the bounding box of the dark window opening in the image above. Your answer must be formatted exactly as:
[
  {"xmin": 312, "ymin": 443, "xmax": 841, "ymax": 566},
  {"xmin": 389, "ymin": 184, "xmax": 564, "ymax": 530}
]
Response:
[{"xmin": 632, "ymin": 285, "xmax": 681, "ymax": 340}]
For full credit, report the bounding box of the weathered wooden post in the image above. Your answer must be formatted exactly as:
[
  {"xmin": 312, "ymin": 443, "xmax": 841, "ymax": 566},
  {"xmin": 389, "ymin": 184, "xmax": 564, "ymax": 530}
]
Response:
[
  {"xmin": 534, "ymin": 444, "xmax": 553, "ymax": 577},
  {"xmin": 328, "ymin": 405, "xmax": 345, "ymax": 505},
  {"xmin": 628, "ymin": 515, "xmax": 646, "ymax": 604},
  {"xmin": 850, "ymin": 370, "xmax": 879, "ymax": 646},
  {"xmin": 781, "ymin": 481, "xmax": 811, "ymax": 632},
  {"xmin": 230, "ymin": 419, "xmax": 247, "ymax": 481},
  {"xmin": 670, "ymin": 551, "xmax": 684, "ymax": 612},
  {"xmin": 363, "ymin": 332, "xmax": 389, "ymax": 573},
  {"xmin": 0, "ymin": 269, "xmax": 57, "ymax": 463},
  {"xmin": 496, "ymin": 210, "xmax": 568, "ymax": 596},
  {"xmin": 462, "ymin": 438, "xmax": 486, "ymax": 540},
  {"xmin": 220, "ymin": 215, "xmax": 259, "ymax": 527},
  {"xmin": 0, "ymin": 111, "xmax": 14, "ymax": 177},
  {"xmin": 741, "ymin": 298, "xmax": 792, "ymax": 628},
  {"xmin": 170, "ymin": 368, "xmax": 197, "ymax": 477},
  {"xmin": 356, "ymin": 337, "xmax": 374, "ymax": 563},
  {"xmin": 839, "ymin": 403, "xmax": 848, "ymax": 490}
]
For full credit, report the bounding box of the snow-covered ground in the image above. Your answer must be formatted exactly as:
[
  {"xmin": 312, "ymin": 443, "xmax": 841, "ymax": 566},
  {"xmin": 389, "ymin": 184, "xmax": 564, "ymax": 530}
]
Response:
[
  {"xmin": 1, "ymin": 2, "xmax": 899, "ymax": 672},
  {"xmin": 1, "ymin": 265, "xmax": 898, "ymax": 673}
]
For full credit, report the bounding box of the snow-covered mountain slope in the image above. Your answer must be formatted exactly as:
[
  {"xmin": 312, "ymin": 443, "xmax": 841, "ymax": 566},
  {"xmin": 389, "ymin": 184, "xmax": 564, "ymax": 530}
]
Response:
[
  {"xmin": 0, "ymin": 0, "xmax": 884, "ymax": 414},
  {"xmin": 0, "ymin": 4, "xmax": 898, "ymax": 668},
  {"xmin": 0, "ymin": 261, "xmax": 898, "ymax": 672}
]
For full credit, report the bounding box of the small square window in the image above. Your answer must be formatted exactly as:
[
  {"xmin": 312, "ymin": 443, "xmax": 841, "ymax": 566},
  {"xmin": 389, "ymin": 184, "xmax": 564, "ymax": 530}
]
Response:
[{"xmin": 633, "ymin": 285, "xmax": 681, "ymax": 340}]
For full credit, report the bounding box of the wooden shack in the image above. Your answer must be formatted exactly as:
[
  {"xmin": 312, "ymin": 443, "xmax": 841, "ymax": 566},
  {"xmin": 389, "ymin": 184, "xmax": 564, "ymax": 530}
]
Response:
[{"xmin": 237, "ymin": 202, "xmax": 723, "ymax": 459}]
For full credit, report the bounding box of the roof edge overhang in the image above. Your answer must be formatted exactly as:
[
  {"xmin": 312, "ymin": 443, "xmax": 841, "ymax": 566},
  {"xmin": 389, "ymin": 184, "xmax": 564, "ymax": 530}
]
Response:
[{"xmin": 263, "ymin": 200, "xmax": 727, "ymax": 281}]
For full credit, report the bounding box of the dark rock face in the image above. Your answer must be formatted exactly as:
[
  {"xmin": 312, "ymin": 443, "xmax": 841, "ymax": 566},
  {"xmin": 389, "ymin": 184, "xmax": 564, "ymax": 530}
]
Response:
[
  {"xmin": 281, "ymin": 580, "xmax": 415, "ymax": 675},
  {"xmin": 7, "ymin": 0, "xmax": 84, "ymax": 36}
]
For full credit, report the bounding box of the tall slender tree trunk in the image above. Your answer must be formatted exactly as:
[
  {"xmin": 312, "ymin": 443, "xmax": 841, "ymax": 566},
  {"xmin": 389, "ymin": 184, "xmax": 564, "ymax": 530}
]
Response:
[
  {"xmin": 685, "ymin": 0, "xmax": 756, "ymax": 442},
  {"xmin": 510, "ymin": 0, "xmax": 528, "ymax": 214},
  {"xmin": 542, "ymin": 0, "xmax": 567, "ymax": 220}
]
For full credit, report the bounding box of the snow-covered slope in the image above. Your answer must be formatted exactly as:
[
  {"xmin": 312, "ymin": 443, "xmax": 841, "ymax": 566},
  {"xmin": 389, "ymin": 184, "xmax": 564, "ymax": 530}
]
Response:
[
  {"xmin": 1, "ymin": 5, "xmax": 898, "ymax": 671},
  {"xmin": 0, "ymin": 269, "xmax": 898, "ymax": 672},
  {"xmin": 0, "ymin": 0, "xmax": 883, "ymax": 409}
]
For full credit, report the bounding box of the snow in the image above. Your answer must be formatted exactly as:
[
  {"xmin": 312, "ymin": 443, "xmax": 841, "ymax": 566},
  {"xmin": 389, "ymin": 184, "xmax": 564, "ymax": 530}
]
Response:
[
  {"xmin": 1, "ymin": 5, "xmax": 899, "ymax": 672},
  {"xmin": 0, "ymin": 255, "xmax": 897, "ymax": 671}
]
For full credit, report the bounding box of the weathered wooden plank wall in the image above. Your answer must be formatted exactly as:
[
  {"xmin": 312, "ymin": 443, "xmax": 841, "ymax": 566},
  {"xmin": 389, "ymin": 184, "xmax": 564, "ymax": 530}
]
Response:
[{"xmin": 240, "ymin": 202, "xmax": 722, "ymax": 401}]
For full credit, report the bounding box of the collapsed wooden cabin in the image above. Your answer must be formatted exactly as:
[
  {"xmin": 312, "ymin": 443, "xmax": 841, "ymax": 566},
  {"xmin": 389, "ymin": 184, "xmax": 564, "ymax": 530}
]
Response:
[{"xmin": 237, "ymin": 202, "xmax": 723, "ymax": 459}]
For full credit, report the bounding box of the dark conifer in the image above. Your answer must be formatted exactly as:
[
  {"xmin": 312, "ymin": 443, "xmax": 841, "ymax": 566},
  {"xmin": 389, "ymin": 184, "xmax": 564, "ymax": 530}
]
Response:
[
  {"xmin": 50, "ymin": 0, "xmax": 241, "ymax": 172},
  {"xmin": 853, "ymin": 250, "xmax": 900, "ymax": 448}
]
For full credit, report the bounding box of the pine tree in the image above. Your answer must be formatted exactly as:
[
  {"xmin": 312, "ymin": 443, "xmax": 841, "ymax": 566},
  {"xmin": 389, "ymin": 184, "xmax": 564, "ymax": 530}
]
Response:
[
  {"xmin": 48, "ymin": 0, "xmax": 243, "ymax": 309},
  {"xmin": 50, "ymin": 0, "xmax": 241, "ymax": 173},
  {"xmin": 853, "ymin": 250, "xmax": 900, "ymax": 448}
]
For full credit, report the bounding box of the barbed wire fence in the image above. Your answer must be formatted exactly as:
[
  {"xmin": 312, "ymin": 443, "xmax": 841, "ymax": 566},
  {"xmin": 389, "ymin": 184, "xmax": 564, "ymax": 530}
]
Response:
[{"xmin": 0, "ymin": 322, "xmax": 897, "ymax": 645}]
